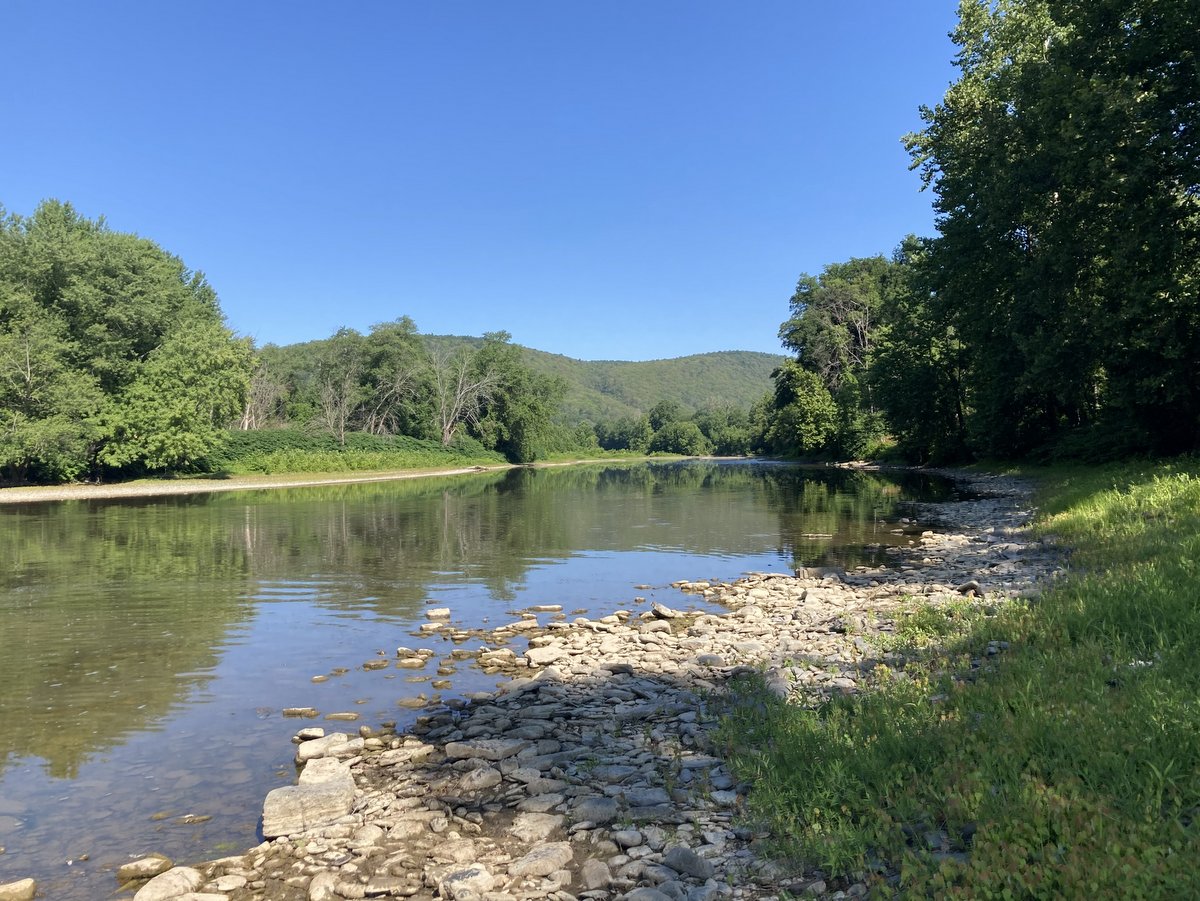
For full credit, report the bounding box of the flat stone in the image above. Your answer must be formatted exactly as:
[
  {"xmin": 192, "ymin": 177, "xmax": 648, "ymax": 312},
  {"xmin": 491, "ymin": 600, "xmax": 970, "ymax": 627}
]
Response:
[
  {"xmin": 440, "ymin": 865, "xmax": 494, "ymax": 900},
  {"xmin": 624, "ymin": 889, "xmax": 675, "ymax": 901},
  {"xmin": 262, "ymin": 779, "xmax": 356, "ymax": 838},
  {"xmin": 133, "ymin": 867, "xmax": 203, "ymax": 901},
  {"xmin": 459, "ymin": 765, "xmax": 502, "ymax": 791},
  {"xmin": 298, "ymin": 757, "xmax": 352, "ymax": 785},
  {"xmin": 509, "ymin": 841, "xmax": 573, "ymax": 877},
  {"xmin": 581, "ymin": 857, "xmax": 613, "ymax": 889},
  {"xmin": 516, "ymin": 792, "xmax": 566, "ymax": 812},
  {"xmin": 509, "ymin": 812, "xmax": 565, "ymax": 843},
  {"xmin": 211, "ymin": 874, "xmax": 248, "ymax": 891},
  {"xmin": 117, "ymin": 854, "xmax": 173, "ymax": 882},
  {"xmin": 307, "ymin": 872, "xmax": 340, "ymax": 901},
  {"xmin": 625, "ymin": 787, "xmax": 672, "ymax": 807},
  {"xmin": 526, "ymin": 645, "xmax": 567, "ymax": 666},
  {"xmin": 295, "ymin": 733, "xmax": 364, "ymax": 764},
  {"xmin": 444, "ymin": 739, "xmax": 529, "ymax": 761},
  {"xmin": 663, "ymin": 846, "xmax": 715, "ymax": 880},
  {"xmin": 571, "ymin": 796, "xmax": 619, "ymax": 824},
  {"xmin": 0, "ymin": 880, "xmax": 36, "ymax": 901}
]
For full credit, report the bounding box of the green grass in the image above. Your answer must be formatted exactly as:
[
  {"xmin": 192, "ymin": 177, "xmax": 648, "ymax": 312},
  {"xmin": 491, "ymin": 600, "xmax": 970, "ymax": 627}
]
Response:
[
  {"xmin": 207, "ymin": 429, "xmax": 506, "ymax": 474},
  {"xmin": 716, "ymin": 457, "xmax": 1200, "ymax": 897}
]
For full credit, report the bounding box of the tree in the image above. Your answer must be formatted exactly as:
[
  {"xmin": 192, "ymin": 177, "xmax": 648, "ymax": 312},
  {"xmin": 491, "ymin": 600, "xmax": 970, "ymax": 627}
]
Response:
[
  {"xmin": 872, "ymin": 237, "xmax": 969, "ymax": 462},
  {"xmin": 763, "ymin": 360, "xmax": 838, "ymax": 456},
  {"xmin": 360, "ymin": 317, "xmax": 424, "ymax": 436},
  {"xmin": 471, "ymin": 332, "xmax": 566, "ymax": 463},
  {"xmin": 906, "ymin": 0, "xmax": 1200, "ymax": 457},
  {"xmin": 427, "ymin": 340, "xmax": 502, "ymax": 447},
  {"xmin": 648, "ymin": 399, "xmax": 685, "ymax": 432},
  {"xmin": 100, "ymin": 316, "xmax": 253, "ymax": 471},
  {"xmin": 313, "ymin": 328, "xmax": 367, "ymax": 446},
  {"xmin": 0, "ymin": 200, "xmax": 253, "ymax": 482},
  {"xmin": 649, "ymin": 420, "xmax": 712, "ymax": 456}
]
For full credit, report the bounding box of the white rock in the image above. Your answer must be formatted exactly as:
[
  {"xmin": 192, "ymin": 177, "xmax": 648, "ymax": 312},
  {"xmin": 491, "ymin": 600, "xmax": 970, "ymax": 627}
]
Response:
[
  {"xmin": 133, "ymin": 867, "xmax": 203, "ymax": 901},
  {"xmin": 262, "ymin": 779, "xmax": 356, "ymax": 838},
  {"xmin": 509, "ymin": 841, "xmax": 573, "ymax": 877}
]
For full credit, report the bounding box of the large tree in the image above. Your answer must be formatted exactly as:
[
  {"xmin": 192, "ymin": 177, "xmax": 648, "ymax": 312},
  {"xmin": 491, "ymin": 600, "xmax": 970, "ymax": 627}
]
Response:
[
  {"xmin": 0, "ymin": 200, "xmax": 252, "ymax": 482},
  {"xmin": 906, "ymin": 0, "xmax": 1200, "ymax": 457}
]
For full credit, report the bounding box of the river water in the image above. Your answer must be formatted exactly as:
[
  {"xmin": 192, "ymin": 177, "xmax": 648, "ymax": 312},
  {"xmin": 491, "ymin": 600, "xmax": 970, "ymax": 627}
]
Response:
[{"xmin": 0, "ymin": 461, "xmax": 960, "ymax": 898}]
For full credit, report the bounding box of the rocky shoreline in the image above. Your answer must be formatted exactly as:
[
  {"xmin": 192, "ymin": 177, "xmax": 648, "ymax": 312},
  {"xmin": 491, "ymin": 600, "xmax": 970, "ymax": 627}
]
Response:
[{"xmin": 0, "ymin": 472, "xmax": 1063, "ymax": 901}]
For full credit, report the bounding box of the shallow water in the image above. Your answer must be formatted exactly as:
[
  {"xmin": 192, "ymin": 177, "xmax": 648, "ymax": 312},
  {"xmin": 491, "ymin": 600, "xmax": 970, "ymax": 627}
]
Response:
[{"xmin": 0, "ymin": 460, "xmax": 959, "ymax": 898}]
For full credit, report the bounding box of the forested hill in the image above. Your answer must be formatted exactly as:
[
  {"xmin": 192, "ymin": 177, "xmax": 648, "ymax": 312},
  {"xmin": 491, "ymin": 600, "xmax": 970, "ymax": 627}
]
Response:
[{"xmin": 417, "ymin": 336, "xmax": 784, "ymax": 422}]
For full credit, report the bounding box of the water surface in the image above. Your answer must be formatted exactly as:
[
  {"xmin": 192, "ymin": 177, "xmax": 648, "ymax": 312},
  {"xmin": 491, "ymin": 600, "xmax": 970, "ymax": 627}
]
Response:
[{"xmin": 0, "ymin": 461, "xmax": 959, "ymax": 898}]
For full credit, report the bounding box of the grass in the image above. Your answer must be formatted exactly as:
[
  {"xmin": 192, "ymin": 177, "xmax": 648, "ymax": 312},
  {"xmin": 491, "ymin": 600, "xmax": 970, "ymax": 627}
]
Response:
[
  {"xmin": 716, "ymin": 457, "xmax": 1200, "ymax": 898},
  {"xmin": 207, "ymin": 429, "xmax": 506, "ymax": 474}
]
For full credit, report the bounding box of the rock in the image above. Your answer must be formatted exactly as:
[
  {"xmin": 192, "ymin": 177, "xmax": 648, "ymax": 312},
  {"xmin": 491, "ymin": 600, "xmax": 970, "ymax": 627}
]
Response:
[
  {"xmin": 0, "ymin": 879, "xmax": 35, "ymax": 901},
  {"xmin": 298, "ymin": 756, "xmax": 352, "ymax": 784},
  {"xmin": 133, "ymin": 867, "xmax": 203, "ymax": 900},
  {"xmin": 509, "ymin": 841, "xmax": 574, "ymax": 877},
  {"xmin": 444, "ymin": 738, "xmax": 529, "ymax": 761},
  {"xmin": 295, "ymin": 732, "xmax": 364, "ymax": 764},
  {"xmin": 623, "ymin": 888, "xmax": 675, "ymax": 901},
  {"xmin": 426, "ymin": 608, "xmax": 452, "ymax": 619},
  {"xmin": 509, "ymin": 812, "xmax": 565, "ymax": 843},
  {"xmin": 308, "ymin": 871, "xmax": 340, "ymax": 901},
  {"xmin": 651, "ymin": 602, "xmax": 682, "ymax": 619},
  {"xmin": 581, "ymin": 857, "xmax": 613, "ymax": 889},
  {"xmin": 571, "ymin": 796, "xmax": 619, "ymax": 824},
  {"xmin": 440, "ymin": 865, "xmax": 494, "ymax": 900},
  {"xmin": 117, "ymin": 854, "xmax": 173, "ymax": 882},
  {"xmin": 663, "ymin": 846, "xmax": 715, "ymax": 880},
  {"xmin": 210, "ymin": 874, "xmax": 248, "ymax": 891},
  {"xmin": 459, "ymin": 765, "xmax": 502, "ymax": 791},
  {"xmin": 612, "ymin": 829, "xmax": 643, "ymax": 848},
  {"xmin": 526, "ymin": 645, "xmax": 567, "ymax": 666},
  {"xmin": 261, "ymin": 779, "xmax": 356, "ymax": 837}
]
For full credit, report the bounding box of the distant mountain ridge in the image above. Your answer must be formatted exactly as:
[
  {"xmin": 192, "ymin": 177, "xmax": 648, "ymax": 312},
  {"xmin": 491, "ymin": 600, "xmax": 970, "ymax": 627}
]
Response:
[{"xmin": 423, "ymin": 335, "xmax": 785, "ymax": 423}]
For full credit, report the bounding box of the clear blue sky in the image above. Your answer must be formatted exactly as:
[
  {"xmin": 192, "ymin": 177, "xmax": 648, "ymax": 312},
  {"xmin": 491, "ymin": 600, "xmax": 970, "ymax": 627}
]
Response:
[{"xmin": 3, "ymin": 2, "xmax": 959, "ymax": 361}]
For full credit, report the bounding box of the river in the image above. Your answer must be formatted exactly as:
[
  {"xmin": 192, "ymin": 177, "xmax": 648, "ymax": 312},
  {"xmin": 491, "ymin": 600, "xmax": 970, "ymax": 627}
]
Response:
[{"xmin": 0, "ymin": 460, "xmax": 960, "ymax": 898}]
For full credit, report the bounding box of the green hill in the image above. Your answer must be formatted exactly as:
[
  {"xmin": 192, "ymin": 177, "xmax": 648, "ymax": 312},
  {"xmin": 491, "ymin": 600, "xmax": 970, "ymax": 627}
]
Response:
[{"xmin": 421, "ymin": 336, "xmax": 784, "ymax": 423}]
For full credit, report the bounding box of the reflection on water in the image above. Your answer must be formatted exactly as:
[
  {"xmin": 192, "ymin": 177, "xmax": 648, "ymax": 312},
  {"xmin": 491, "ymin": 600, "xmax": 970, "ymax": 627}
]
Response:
[{"xmin": 0, "ymin": 461, "xmax": 959, "ymax": 898}]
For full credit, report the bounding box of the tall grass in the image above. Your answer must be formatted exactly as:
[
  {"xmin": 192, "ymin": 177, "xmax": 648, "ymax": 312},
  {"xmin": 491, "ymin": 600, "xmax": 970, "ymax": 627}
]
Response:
[
  {"xmin": 717, "ymin": 459, "xmax": 1200, "ymax": 897},
  {"xmin": 207, "ymin": 430, "xmax": 505, "ymax": 474}
]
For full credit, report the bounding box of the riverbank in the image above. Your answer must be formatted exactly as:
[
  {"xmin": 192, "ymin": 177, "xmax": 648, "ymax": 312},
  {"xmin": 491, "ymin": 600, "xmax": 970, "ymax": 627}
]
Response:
[
  {"xmin": 0, "ymin": 456, "xmax": 670, "ymax": 505},
  {"xmin": 0, "ymin": 466, "xmax": 515, "ymax": 505},
  {"xmin": 67, "ymin": 469, "xmax": 1067, "ymax": 901}
]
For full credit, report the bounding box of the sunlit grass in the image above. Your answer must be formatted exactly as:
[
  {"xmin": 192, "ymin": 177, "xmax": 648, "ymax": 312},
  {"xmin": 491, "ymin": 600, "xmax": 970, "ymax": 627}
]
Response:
[{"xmin": 717, "ymin": 458, "xmax": 1200, "ymax": 897}]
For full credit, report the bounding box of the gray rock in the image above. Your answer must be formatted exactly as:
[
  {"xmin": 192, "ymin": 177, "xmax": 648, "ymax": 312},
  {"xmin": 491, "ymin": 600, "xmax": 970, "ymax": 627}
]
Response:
[
  {"xmin": 581, "ymin": 858, "xmax": 613, "ymax": 889},
  {"xmin": 133, "ymin": 867, "xmax": 203, "ymax": 901},
  {"xmin": 509, "ymin": 812, "xmax": 565, "ymax": 843},
  {"xmin": 663, "ymin": 846, "xmax": 715, "ymax": 880},
  {"xmin": 625, "ymin": 786, "xmax": 671, "ymax": 807},
  {"xmin": 612, "ymin": 828, "xmax": 643, "ymax": 848},
  {"xmin": 509, "ymin": 841, "xmax": 573, "ymax": 877},
  {"xmin": 571, "ymin": 796, "xmax": 619, "ymax": 824},
  {"xmin": 459, "ymin": 765, "xmax": 502, "ymax": 791},
  {"xmin": 261, "ymin": 779, "xmax": 356, "ymax": 837},
  {"xmin": 440, "ymin": 865, "xmax": 494, "ymax": 900},
  {"xmin": 444, "ymin": 739, "xmax": 529, "ymax": 761},
  {"xmin": 624, "ymin": 888, "xmax": 675, "ymax": 901},
  {"xmin": 652, "ymin": 602, "xmax": 683, "ymax": 619}
]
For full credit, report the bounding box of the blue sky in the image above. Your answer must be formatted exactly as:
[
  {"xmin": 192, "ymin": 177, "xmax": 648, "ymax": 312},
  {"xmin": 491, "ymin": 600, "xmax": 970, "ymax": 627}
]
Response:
[{"xmin": 3, "ymin": 2, "xmax": 959, "ymax": 361}]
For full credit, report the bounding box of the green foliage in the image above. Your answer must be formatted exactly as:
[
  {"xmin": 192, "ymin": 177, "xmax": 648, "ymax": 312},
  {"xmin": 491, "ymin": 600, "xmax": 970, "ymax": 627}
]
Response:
[
  {"xmin": 0, "ymin": 200, "xmax": 252, "ymax": 482},
  {"xmin": 470, "ymin": 332, "xmax": 567, "ymax": 463},
  {"xmin": 648, "ymin": 420, "xmax": 712, "ymax": 456},
  {"xmin": 762, "ymin": 361, "xmax": 839, "ymax": 456},
  {"xmin": 904, "ymin": 0, "xmax": 1200, "ymax": 458},
  {"xmin": 208, "ymin": 428, "xmax": 503, "ymax": 474},
  {"xmin": 717, "ymin": 458, "xmax": 1200, "ymax": 896}
]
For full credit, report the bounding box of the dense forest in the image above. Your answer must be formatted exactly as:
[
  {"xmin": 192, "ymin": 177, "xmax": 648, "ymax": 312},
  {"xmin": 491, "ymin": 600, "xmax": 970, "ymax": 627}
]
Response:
[
  {"xmin": 758, "ymin": 0, "xmax": 1198, "ymax": 463},
  {"xmin": 1, "ymin": 0, "xmax": 1195, "ymax": 484}
]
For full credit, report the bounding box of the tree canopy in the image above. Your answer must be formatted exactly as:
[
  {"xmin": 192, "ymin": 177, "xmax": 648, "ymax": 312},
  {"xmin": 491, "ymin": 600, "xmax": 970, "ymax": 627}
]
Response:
[{"xmin": 0, "ymin": 200, "xmax": 252, "ymax": 482}]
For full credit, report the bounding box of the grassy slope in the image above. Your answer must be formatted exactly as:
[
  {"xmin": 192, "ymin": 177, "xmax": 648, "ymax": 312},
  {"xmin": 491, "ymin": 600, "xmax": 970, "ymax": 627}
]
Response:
[{"xmin": 718, "ymin": 459, "xmax": 1200, "ymax": 897}]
